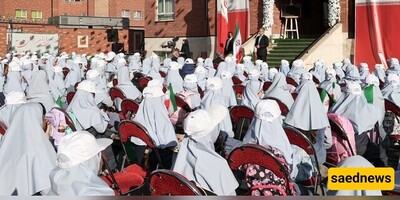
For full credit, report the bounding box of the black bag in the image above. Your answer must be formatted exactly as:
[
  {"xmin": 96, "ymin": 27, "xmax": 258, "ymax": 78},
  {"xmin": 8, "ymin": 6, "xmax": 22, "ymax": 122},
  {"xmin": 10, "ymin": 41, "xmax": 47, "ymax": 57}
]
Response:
[{"xmin": 383, "ymin": 111, "xmax": 397, "ymax": 134}]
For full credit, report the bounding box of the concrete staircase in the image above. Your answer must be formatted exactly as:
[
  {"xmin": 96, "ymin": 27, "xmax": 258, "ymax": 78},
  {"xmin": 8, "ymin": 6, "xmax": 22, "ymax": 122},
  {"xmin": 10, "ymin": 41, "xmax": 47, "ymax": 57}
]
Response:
[{"xmin": 267, "ymin": 38, "xmax": 316, "ymax": 67}]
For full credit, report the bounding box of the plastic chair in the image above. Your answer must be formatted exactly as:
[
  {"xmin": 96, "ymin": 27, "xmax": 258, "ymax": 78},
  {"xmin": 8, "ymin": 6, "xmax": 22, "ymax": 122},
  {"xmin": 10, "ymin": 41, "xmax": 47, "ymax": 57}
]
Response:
[
  {"xmin": 52, "ymin": 107, "xmax": 77, "ymax": 132},
  {"xmin": 175, "ymin": 94, "xmax": 193, "ymax": 113},
  {"xmin": 263, "ymin": 81, "xmax": 272, "ymax": 91},
  {"xmin": 230, "ymin": 105, "xmax": 254, "ymax": 141},
  {"xmin": 148, "ymin": 169, "xmax": 205, "ymax": 196},
  {"xmin": 312, "ymin": 76, "xmax": 320, "ymax": 84},
  {"xmin": 110, "ymin": 87, "xmax": 127, "ymax": 101},
  {"xmin": 159, "ymin": 71, "xmax": 167, "ymax": 78},
  {"xmin": 264, "ymin": 96, "xmax": 290, "ymax": 116},
  {"xmin": 286, "ymin": 77, "xmax": 298, "ymax": 87},
  {"xmin": 291, "ymin": 93, "xmax": 298, "ymax": 100},
  {"xmin": 227, "ymin": 144, "xmax": 292, "ymax": 196},
  {"xmin": 121, "ymin": 98, "xmax": 140, "ymax": 120},
  {"xmin": 113, "ymin": 79, "xmax": 119, "ymax": 87},
  {"xmin": 233, "ymin": 84, "xmax": 245, "ymax": 100},
  {"xmin": 62, "ymin": 67, "xmax": 70, "ymax": 78},
  {"xmin": 100, "ymin": 152, "xmax": 145, "ymax": 196},
  {"xmin": 118, "ymin": 120, "xmax": 165, "ymax": 172},
  {"xmin": 138, "ymin": 77, "xmax": 152, "ymax": 90},
  {"xmin": 66, "ymin": 91, "xmax": 75, "ymax": 105},
  {"xmin": 283, "ymin": 126, "xmax": 325, "ymax": 195},
  {"xmin": 232, "ymin": 76, "xmax": 242, "ymax": 85},
  {"xmin": 0, "ymin": 120, "xmax": 7, "ymax": 135},
  {"xmin": 197, "ymin": 86, "xmax": 204, "ymax": 99},
  {"xmin": 74, "ymin": 82, "xmax": 80, "ymax": 91}
]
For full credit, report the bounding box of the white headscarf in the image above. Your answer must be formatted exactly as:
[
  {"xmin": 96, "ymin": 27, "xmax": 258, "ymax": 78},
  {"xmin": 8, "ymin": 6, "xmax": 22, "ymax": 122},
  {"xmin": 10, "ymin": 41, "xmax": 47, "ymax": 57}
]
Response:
[
  {"xmin": 0, "ymin": 103, "xmax": 57, "ymax": 195},
  {"xmin": 116, "ymin": 66, "xmax": 142, "ymax": 100},
  {"xmin": 26, "ymin": 70, "xmax": 55, "ymax": 112}
]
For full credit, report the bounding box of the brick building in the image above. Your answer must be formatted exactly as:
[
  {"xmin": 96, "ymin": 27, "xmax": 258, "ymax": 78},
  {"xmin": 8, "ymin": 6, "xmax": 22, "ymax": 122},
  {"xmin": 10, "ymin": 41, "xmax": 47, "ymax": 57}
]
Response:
[
  {"xmin": 0, "ymin": 0, "xmax": 145, "ymax": 55},
  {"xmin": 144, "ymin": 0, "xmax": 355, "ymax": 64}
]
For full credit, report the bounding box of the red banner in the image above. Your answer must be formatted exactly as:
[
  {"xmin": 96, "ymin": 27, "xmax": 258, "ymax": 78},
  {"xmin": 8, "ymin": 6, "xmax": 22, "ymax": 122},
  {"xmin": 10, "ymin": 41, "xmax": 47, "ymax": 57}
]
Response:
[
  {"xmin": 216, "ymin": 0, "xmax": 249, "ymax": 54},
  {"xmin": 355, "ymin": 0, "xmax": 400, "ymax": 70}
]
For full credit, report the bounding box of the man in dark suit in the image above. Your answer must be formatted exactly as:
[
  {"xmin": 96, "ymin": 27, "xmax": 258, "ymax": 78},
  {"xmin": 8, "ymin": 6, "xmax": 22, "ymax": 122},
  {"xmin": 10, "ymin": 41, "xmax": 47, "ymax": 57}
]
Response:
[
  {"xmin": 224, "ymin": 32, "xmax": 234, "ymax": 57},
  {"xmin": 254, "ymin": 27, "xmax": 269, "ymax": 62}
]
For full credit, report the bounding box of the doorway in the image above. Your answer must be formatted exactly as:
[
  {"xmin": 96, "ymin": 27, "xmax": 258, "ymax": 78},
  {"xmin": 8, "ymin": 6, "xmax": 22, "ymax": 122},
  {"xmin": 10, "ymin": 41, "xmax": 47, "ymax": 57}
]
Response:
[{"xmin": 128, "ymin": 30, "xmax": 144, "ymax": 54}]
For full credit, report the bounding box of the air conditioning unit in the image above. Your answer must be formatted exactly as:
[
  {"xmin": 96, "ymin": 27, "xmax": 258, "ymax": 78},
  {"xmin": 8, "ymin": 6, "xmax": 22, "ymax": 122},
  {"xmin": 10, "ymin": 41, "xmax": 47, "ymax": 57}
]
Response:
[{"xmin": 48, "ymin": 16, "xmax": 129, "ymax": 29}]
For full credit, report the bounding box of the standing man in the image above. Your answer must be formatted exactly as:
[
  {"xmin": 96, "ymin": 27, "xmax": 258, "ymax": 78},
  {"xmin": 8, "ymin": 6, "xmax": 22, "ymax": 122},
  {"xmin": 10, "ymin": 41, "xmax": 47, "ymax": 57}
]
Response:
[
  {"xmin": 224, "ymin": 32, "xmax": 234, "ymax": 57},
  {"xmin": 254, "ymin": 27, "xmax": 269, "ymax": 62}
]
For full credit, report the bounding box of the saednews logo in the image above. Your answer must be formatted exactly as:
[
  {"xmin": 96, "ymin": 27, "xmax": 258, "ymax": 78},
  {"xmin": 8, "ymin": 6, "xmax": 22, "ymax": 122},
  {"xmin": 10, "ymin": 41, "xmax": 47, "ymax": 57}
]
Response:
[{"xmin": 328, "ymin": 168, "xmax": 395, "ymax": 190}]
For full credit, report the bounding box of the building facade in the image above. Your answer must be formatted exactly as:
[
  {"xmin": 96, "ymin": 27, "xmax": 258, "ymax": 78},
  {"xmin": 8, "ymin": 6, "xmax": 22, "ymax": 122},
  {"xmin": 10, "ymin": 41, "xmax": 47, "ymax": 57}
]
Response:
[
  {"xmin": 0, "ymin": 0, "xmax": 145, "ymax": 55},
  {"xmin": 144, "ymin": 0, "xmax": 355, "ymax": 63}
]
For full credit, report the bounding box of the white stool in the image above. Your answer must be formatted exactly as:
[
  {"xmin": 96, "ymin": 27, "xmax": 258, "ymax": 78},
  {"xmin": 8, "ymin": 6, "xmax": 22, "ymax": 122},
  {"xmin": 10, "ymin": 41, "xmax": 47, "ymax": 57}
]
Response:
[{"xmin": 283, "ymin": 16, "xmax": 299, "ymax": 39}]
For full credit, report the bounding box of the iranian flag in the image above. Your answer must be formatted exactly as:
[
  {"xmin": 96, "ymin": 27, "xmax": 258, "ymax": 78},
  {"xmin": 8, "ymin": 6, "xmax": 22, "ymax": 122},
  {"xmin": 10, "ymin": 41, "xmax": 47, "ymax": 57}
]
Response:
[
  {"xmin": 217, "ymin": 0, "xmax": 249, "ymax": 54},
  {"xmin": 232, "ymin": 22, "xmax": 243, "ymax": 63},
  {"xmin": 217, "ymin": 0, "xmax": 229, "ymax": 53},
  {"xmin": 355, "ymin": 0, "xmax": 400, "ymax": 69}
]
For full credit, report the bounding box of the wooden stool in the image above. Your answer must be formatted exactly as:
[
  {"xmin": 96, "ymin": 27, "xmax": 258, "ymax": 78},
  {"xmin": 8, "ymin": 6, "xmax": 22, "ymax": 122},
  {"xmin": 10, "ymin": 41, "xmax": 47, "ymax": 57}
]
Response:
[{"xmin": 283, "ymin": 16, "xmax": 299, "ymax": 39}]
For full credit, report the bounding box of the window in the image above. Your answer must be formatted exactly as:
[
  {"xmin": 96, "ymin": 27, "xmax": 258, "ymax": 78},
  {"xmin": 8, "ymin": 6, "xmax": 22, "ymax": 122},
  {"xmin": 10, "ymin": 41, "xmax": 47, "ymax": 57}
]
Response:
[
  {"xmin": 133, "ymin": 11, "xmax": 142, "ymax": 21},
  {"xmin": 157, "ymin": 0, "xmax": 174, "ymax": 21},
  {"xmin": 121, "ymin": 10, "xmax": 131, "ymax": 19},
  {"xmin": 15, "ymin": 9, "xmax": 27, "ymax": 19},
  {"xmin": 31, "ymin": 10, "xmax": 43, "ymax": 20}
]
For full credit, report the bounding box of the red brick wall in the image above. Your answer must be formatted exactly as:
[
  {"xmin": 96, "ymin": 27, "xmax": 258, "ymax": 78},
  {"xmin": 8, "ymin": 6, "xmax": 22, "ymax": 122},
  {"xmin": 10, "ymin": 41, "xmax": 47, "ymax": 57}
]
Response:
[
  {"xmin": 111, "ymin": 0, "xmax": 145, "ymax": 27},
  {"xmin": 145, "ymin": 0, "xmax": 211, "ymax": 38},
  {"xmin": 0, "ymin": 23, "xmax": 129, "ymax": 56},
  {"xmin": 0, "ymin": 0, "xmax": 52, "ymax": 20}
]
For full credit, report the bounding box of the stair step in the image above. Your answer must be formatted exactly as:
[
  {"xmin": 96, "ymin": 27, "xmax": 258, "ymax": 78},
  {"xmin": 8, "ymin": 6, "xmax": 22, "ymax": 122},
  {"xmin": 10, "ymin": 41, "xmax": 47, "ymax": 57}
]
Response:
[
  {"xmin": 269, "ymin": 49, "xmax": 304, "ymax": 54},
  {"xmin": 268, "ymin": 52, "xmax": 300, "ymax": 57},
  {"xmin": 272, "ymin": 46, "xmax": 308, "ymax": 51},
  {"xmin": 267, "ymin": 58, "xmax": 294, "ymax": 62},
  {"xmin": 273, "ymin": 38, "xmax": 316, "ymax": 43}
]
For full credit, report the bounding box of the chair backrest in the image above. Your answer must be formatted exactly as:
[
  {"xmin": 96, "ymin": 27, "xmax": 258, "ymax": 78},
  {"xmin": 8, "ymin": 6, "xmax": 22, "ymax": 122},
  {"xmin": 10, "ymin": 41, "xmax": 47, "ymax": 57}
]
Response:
[
  {"xmin": 232, "ymin": 76, "xmax": 242, "ymax": 85},
  {"xmin": 227, "ymin": 144, "xmax": 290, "ymax": 193},
  {"xmin": 149, "ymin": 169, "xmax": 204, "ymax": 196},
  {"xmin": 197, "ymin": 85, "xmax": 204, "ymax": 99},
  {"xmin": 175, "ymin": 94, "xmax": 193, "ymax": 113},
  {"xmin": 121, "ymin": 98, "xmax": 140, "ymax": 118},
  {"xmin": 110, "ymin": 87, "xmax": 127, "ymax": 101},
  {"xmin": 264, "ymin": 96, "xmax": 289, "ymax": 116},
  {"xmin": 159, "ymin": 71, "xmax": 167, "ymax": 78},
  {"xmin": 62, "ymin": 67, "xmax": 70, "ymax": 78},
  {"xmin": 263, "ymin": 81, "xmax": 272, "ymax": 91},
  {"xmin": 53, "ymin": 107, "xmax": 77, "ymax": 132},
  {"xmin": 74, "ymin": 82, "xmax": 80, "ymax": 91},
  {"xmin": 138, "ymin": 77, "xmax": 151, "ymax": 90},
  {"xmin": 113, "ymin": 79, "xmax": 118, "ymax": 86},
  {"xmin": 312, "ymin": 76, "xmax": 320, "ymax": 84},
  {"xmin": 230, "ymin": 105, "xmax": 254, "ymax": 124},
  {"xmin": 233, "ymin": 84, "xmax": 245, "ymax": 98},
  {"xmin": 385, "ymin": 99, "xmax": 400, "ymax": 117},
  {"xmin": 286, "ymin": 77, "xmax": 298, "ymax": 87},
  {"xmin": 0, "ymin": 120, "xmax": 7, "ymax": 135},
  {"xmin": 66, "ymin": 91, "xmax": 75, "ymax": 105},
  {"xmin": 339, "ymin": 83, "xmax": 346, "ymax": 88},
  {"xmin": 283, "ymin": 126, "xmax": 314, "ymax": 155},
  {"xmin": 291, "ymin": 93, "xmax": 298, "ymax": 100},
  {"xmin": 118, "ymin": 120, "xmax": 155, "ymax": 148}
]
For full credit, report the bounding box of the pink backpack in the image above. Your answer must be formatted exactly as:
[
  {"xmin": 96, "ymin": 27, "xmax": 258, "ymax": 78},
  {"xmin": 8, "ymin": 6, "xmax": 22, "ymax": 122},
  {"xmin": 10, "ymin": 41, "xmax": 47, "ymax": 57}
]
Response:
[{"xmin": 326, "ymin": 113, "xmax": 357, "ymax": 164}]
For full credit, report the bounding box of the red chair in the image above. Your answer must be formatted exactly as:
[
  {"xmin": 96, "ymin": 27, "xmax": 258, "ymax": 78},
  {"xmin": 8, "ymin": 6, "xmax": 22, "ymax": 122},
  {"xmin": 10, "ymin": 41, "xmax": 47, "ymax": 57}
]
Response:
[
  {"xmin": 263, "ymin": 81, "xmax": 272, "ymax": 91},
  {"xmin": 286, "ymin": 77, "xmax": 298, "ymax": 87},
  {"xmin": 233, "ymin": 84, "xmax": 245, "ymax": 100},
  {"xmin": 118, "ymin": 120, "xmax": 165, "ymax": 171},
  {"xmin": 0, "ymin": 120, "xmax": 7, "ymax": 135},
  {"xmin": 227, "ymin": 144, "xmax": 292, "ymax": 196},
  {"xmin": 66, "ymin": 91, "xmax": 75, "ymax": 105},
  {"xmin": 74, "ymin": 82, "xmax": 80, "ymax": 91},
  {"xmin": 325, "ymin": 118, "xmax": 355, "ymax": 166},
  {"xmin": 283, "ymin": 126, "xmax": 324, "ymax": 195},
  {"xmin": 113, "ymin": 79, "xmax": 118, "ymax": 86},
  {"xmin": 384, "ymin": 99, "xmax": 400, "ymax": 141},
  {"xmin": 243, "ymin": 71, "xmax": 248, "ymax": 78},
  {"xmin": 138, "ymin": 77, "xmax": 152, "ymax": 90},
  {"xmin": 121, "ymin": 98, "xmax": 140, "ymax": 119},
  {"xmin": 109, "ymin": 87, "xmax": 127, "ymax": 101},
  {"xmin": 291, "ymin": 93, "xmax": 298, "ymax": 100},
  {"xmin": 230, "ymin": 105, "xmax": 254, "ymax": 141},
  {"xmin": 52, "ymin": 107, "xmax": 77, "ymax": 132},
  {"xmin": 232, "ymin": 76, "xmax": 242, "ymax": 85},
  {"xmin": 264, "ymin": 96, "xmax": 289, "ymax": 116},
  {"xmin": 312, "ymin": 76, "xmax": 320, "ymax": 84},
  {"xmin": 149, "ymin": 169, "xmax": 206, "ymax": 196},
  {"xmin": 162, "ymin": 86, "xmax": 168, "ymax": 93},
  {"xmin": 159, "ymin": 71, "xmax": 167, "ymax": 78},
  {"xmin": 197, "ymin": 85, "xmax": 204, "ymax": 99},
  {"xmin": 100, "ymin": 152, "xmax": 145, "ymax": 196},
  {"xmin": 175, "ymin": 94, "xmax": 193, "ymax": 113},
  {"xmin": 339, "ymin": 83, "xmax": 346, "ymax": 88},
  {"xmin": 62, "ymin": 67, "xmax": 70, "ymax": 78}
]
